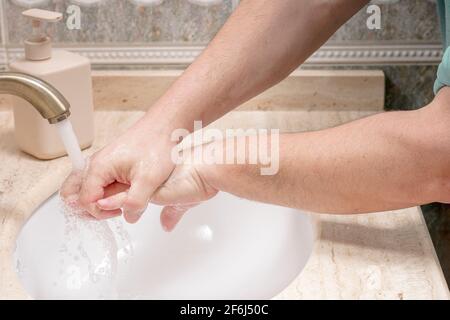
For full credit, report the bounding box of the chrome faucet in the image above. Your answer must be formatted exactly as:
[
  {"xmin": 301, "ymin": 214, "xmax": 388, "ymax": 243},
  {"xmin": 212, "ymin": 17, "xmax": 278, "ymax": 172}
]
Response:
[{"xmin": 0, "ymin": 72, "xmax": 70, "ymax": 124}]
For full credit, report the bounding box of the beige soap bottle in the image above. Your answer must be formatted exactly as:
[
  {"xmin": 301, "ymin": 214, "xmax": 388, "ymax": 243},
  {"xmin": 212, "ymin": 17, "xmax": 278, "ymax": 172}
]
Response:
[{"xmin": 9, "ymin": 8, "xmax": 94, "ymax": 159}]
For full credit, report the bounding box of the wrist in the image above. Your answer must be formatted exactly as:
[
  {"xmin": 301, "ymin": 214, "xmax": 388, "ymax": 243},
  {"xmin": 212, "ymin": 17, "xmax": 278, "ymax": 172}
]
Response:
[{"xmin": 193, "ymin": 138, "xmax": 244, "ymax": 193}]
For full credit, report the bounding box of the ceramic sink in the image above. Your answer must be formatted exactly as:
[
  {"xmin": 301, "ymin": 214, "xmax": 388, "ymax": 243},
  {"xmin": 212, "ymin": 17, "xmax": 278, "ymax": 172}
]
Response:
[{"xmin": 14, "ymin": 191, "xmax": 313, "ymax": 299}]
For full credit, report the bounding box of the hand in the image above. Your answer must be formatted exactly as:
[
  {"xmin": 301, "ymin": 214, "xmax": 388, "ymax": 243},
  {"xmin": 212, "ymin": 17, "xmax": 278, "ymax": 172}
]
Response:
[
  {"xmin": 60, "ymin": 116, "xmax": 177, "ymax": 223},
  {"xmin": 151, "ymin": 163, "xmax": 218, "ymax": 232}
]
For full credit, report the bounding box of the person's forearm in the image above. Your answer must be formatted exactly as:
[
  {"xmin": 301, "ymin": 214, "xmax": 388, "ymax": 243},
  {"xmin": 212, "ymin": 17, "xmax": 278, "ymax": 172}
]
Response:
[
  {"xmin": 144, "ymin": 0, "xmax": 369, "ymax": 131},
  {"xmin": 200, "ymin": 98, "xmax": 450, "ymax": 214}
]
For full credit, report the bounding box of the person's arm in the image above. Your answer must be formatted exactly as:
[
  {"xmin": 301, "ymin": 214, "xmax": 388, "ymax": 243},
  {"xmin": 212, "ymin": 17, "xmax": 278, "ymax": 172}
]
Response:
[
  {"xmin": 148, "ymin": 0, "xmax": 369, "ymax": 127},
  {"xmin": 62, "ymin": 0, "xmax": 369, "ymax": 223},
  {"xmin": 144, "ymin": 89, "xmax": 450, "ymax": 231}
]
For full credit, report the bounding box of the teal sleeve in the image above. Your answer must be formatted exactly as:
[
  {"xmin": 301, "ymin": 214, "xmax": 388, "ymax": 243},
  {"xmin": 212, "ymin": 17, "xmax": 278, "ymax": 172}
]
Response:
[
  {"xmin": 434, "ymin": 47, "xmax": 450, "ymax": 94},
  {"xmin": 435, "ymin": 1, "xmax": 450, "ymax": 94}
]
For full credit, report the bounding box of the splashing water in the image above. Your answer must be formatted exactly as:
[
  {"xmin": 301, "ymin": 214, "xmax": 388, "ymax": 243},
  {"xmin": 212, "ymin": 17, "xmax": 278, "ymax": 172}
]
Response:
[
  {"xmin": 57, "ymin": 201, "xmax": 120, "ymax": 299},
  {"xmin": 13, "ymin": 119, "xmax": 135, "ymax": 298},
  {"xmin": 47, "ymin": 119, "xmax": 133, "ymax": 298}
]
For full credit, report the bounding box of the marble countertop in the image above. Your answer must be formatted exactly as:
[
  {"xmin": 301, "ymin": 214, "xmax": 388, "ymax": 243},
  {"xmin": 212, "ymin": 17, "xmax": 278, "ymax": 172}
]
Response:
[{"xmin": 0, "ymin": 109, "xmax": 449, "ymax": 300}]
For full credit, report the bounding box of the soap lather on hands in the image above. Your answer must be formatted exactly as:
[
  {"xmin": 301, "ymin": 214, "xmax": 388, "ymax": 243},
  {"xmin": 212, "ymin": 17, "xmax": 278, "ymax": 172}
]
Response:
[
  {"xmin": 60, "ymin": 117, "xmax": 215, "ymax": 231},
  {"xmin": 60, "ymin": 117, "xmax": 185, "ymax": 228}
]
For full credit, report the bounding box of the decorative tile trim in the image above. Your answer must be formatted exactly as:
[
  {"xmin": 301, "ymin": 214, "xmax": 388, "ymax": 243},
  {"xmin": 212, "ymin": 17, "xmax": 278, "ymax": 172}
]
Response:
[
  {"xmin": 307, "ymin": 44, "xmax": 443, "ymax": 65},
  {"xmin": 0, "ymin": 44, "xmax": 443, "ymax": 68}
]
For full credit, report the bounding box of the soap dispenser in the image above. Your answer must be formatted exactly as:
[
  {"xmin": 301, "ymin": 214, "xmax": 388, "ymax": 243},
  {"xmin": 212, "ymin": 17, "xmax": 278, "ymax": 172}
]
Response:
[{"xmin": 9, "ymin": 8, "xmax": 94, "ymax": 159}]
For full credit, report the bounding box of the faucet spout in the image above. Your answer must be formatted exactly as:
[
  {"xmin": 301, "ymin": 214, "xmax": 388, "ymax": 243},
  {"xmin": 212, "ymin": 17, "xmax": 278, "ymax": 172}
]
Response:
[{"xmin": 0, "ymin": 72, "xmax": 70, "ymax": 124}]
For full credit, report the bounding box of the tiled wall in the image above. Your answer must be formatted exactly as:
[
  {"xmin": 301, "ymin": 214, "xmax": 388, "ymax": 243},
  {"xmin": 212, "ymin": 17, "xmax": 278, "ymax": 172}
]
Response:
[
  {"xmin": 0, "ymin": 1, "xmax": 5, "ymax": 69},
  {"xmin": 0, "ymin": 0, "xmax": 441, "ymax": 46},
  {"xmin": 4, "ymin": 0, "xmax": 233, "ymax": 45},
  {"xmin": 0, "ymin": 1, "xmax": 443, "ymax": 73},
  {"xmin": 330, "ymin": 0, "xmax": 441, "ymax": 43}
]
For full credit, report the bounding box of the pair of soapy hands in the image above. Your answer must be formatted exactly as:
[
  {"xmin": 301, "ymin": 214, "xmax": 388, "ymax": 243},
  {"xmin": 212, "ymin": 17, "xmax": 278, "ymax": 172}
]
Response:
[{"xmin": 60, "ymin": 118, "xmax": 217, "ymax": 231}]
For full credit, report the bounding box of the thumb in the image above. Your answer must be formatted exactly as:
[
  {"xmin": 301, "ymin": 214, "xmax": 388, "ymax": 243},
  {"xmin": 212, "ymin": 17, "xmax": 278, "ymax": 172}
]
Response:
[
  {"xmin": 122, "ymin": 174, "xmax": 156, "ymax": 224},
  {"xmin": 152, "ymin": 165, "xmax": 217, "ymax": 206},
  {"xmin": 152, "ymin": 165, "xmax": 218, "ymax": 232},
  {"xmin": 60, "ymin": 170, "xmax": 83, "ymax": 205}
]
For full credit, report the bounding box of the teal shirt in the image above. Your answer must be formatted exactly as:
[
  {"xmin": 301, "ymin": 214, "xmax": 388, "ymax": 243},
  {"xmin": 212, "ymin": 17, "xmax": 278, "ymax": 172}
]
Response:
[{"xmin": 434, "ymin": 0, "xmax": 450, "ymax": 94}]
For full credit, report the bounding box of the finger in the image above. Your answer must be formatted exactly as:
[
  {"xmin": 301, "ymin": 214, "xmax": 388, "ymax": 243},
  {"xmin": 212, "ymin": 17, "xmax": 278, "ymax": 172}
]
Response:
[
  {"xmin": 123, "ymin": 176, "xmax": 155, "ymax": 224},
  {"xmin": 79, "ymin": 172, "xmax": 108, "ymax": 206},
  {"xmin": 103, "ymin": 181, "xmax": 129, "ymax": 198},
  {"xmin": 151, "ymin": 167, "xmax": 197, "ymax": 205},
  {"xmin": 62, "ymin": 199, "xmax": 121, "ymax": 220},
  {"xmin": 95, "ymin": 208, "xmax": 123, "ymax": 220},
  {"xmin": 152, "ymin": 183, "xmax": 198, "ymax": 205},
  {"xmin": 160, "ymin": 204, "xmax": 196, "ymax": 232},
  {"xmin": 96, "ymin": 181, "xmax": 130, "ymax": 210},
  {"xmin": 97, "ymin": 191, "xmax": 128, "ymax": 210},
  {"xmin": 78, "ymin": 162, "xmax": 115, "ymax": 219},
  {"xmin": 152, "ymin": 175, "xmax": 217, "ymax": 205},
  {"xmin": 74, "ymin": 208, "xmax": 122, "ymax": 220},
  {"xmin": 60, "ymin": 170, "xmax": 83, "ymax": 200}
]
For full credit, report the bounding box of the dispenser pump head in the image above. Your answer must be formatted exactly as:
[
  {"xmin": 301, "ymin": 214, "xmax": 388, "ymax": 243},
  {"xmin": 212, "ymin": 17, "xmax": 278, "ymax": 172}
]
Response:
[{"xmin": 22, "ymin": 9, "xmax": 62, "ymax": 61}]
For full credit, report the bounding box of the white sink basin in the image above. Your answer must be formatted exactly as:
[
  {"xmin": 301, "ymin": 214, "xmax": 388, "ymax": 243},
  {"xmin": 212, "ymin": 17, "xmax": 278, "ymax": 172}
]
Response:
[{"xmin": 14, "ymin": 192, "xmax": 313, "ymax": 299}]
